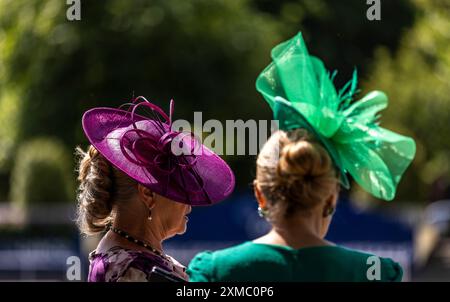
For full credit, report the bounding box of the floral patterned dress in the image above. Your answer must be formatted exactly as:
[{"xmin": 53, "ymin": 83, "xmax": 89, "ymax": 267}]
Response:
[{"xmin": 88, "ymin": 246, "xmax": 188, "ymax": 282}]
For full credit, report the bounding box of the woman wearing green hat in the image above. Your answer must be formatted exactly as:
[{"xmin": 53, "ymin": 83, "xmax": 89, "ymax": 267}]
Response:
[{"xmin": 187, "ymin": 32, "xmax": 416, "ymax": 282}]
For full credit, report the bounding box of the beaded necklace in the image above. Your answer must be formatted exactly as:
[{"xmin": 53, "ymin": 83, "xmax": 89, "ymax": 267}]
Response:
[{"xmin": 109, "ymin": 226, "xmax": 168, "ymax": 260}]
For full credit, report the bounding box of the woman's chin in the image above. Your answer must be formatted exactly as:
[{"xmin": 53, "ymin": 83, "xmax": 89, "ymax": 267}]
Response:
[
  {"xmin": 177, "ymin": 221, "xmax": 188, "ymax": 235},
  {"xmin": 177, "ymin": 227, "xmax": 187, "ymax": 235}
]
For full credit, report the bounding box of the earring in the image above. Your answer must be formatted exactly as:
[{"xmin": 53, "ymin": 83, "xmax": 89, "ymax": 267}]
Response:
[
  {"xmin": 258, "ymin": 206, "xmax": 269, "ymax": 218},
  {"xmin": 323, "ymin": 206, "xmax": 335, "ymax": 217},
  {"xmin": 148, "ymin": 192, "xmax": 155, "ymax": 221},
  {"xmin": 148, "ymin": 207, "xmax": 153, "ymax": 221}
]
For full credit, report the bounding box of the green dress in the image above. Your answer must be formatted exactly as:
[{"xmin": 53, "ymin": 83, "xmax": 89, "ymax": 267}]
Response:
[{"xmin": 187, "ymin": 242, "xmax": 402, "ymax": 282}]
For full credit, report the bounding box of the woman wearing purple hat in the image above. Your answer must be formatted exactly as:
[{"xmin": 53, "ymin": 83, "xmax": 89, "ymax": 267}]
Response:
[{"xmin": 76, "ymin": 97, "xmax": 234, "ymax": 282}]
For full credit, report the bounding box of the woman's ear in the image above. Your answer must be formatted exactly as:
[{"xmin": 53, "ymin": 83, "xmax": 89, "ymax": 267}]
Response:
[
  {"xmin": 323, "ymin": 191, "xmax": 338, "ymax": 217},
  {"xmin": 253, "ymin": 180, "xmax": 267, "ymax": 209},
  {"xmin": 137, "ymin": 184, "xmax": 155, "ymax": 208}
]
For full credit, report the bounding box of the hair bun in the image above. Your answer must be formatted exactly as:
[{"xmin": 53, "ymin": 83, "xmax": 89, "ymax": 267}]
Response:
[
  {"xmin": 278, "ymin": 140, "xmax": 332, "ymax": 181},
  {"xmin": 257, "ymin": 129, "xmax": 338, "ymax": 214}
]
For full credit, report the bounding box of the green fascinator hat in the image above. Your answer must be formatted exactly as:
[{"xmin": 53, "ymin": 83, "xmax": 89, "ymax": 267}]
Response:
[{"xmin": 256, "ymin": 32, "xmax": 416, "ymax": 201}]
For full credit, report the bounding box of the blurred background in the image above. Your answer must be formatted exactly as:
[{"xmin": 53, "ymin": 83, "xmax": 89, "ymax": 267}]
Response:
[{"xmin": 0, "ymin": 0, "xmax": 449, "ymax": 281}]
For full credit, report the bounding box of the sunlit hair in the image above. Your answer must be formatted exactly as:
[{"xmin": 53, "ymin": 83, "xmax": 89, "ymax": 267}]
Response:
[
  {"xmin": 75, "ymin": 145, "xmax": 137, "ymax": 235},
  {"xmin": 256, "ymin": 129, "xmax": 339, "ymax": 221}
]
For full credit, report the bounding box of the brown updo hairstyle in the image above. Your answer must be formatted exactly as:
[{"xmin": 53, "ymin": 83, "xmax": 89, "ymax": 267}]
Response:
[
  {"xmin": 256, "ymin": 129, "xmax": 339, "ymax": 221},
  {"xmin": 76, "ymin": 145, "xmax": 137, "ymax": 235}
]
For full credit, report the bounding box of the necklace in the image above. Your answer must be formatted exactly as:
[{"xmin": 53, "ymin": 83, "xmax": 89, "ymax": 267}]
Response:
[{"xmin": 109, "ymin": 226, "xmax": 167, "ymax": 259}]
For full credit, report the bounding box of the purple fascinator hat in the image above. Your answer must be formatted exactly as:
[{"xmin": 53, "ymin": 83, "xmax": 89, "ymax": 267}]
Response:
[{"xmin": 82, "ymin": 96, "xmax": 235, "ymax": 206}]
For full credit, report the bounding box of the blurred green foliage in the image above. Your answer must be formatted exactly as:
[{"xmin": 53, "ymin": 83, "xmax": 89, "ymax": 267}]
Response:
[
  {"xmin": 0, "ymin": 0, "xmax": 282, "ymax": 194},
  {"xmin": 9, "ymin": 137, "xmax": 74, "ymax": 206},
  {"xmin": 365, "ymin": 0, "xmax": 450, "ymax": 202},
  {"xmin": 1, "ymin": 0, "xmax": 446, "ymax": 203},
  {"xmin": 252, "ymin": 0, "xmax": 416, "ymax": 79}
]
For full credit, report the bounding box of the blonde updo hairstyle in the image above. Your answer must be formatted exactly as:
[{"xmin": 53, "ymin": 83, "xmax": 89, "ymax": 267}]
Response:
[
  {"xmin": 256, "ymin": 129, "xmax": 339, "ymax": 221},
  {"xmin": 76, "ymin": 145, "xmax": 138, "ymax": 235}
]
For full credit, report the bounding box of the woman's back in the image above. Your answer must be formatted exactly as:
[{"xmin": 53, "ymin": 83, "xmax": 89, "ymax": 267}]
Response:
[{"xmin": 187, "ymin": 242, "xmax": 402, "ymax": 282}]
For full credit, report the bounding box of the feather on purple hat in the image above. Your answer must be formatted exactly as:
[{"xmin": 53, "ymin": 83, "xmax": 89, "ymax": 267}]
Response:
[{"xmin": 82, "ymin": 97, "xmax": 235, "ymax": 206}]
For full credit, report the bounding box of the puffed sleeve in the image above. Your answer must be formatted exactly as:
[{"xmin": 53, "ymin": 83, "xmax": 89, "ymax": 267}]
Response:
[
  {"xmin": 187, "ymin": 251, "xmax": 215, "ymax": 282},
  {"xmin": 380, "ymin": 257, "xmax": 403, "ymax": 282},
  {"xmin": 117, "ymin": 267, "xmax": 149, "ymax": 282}
]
